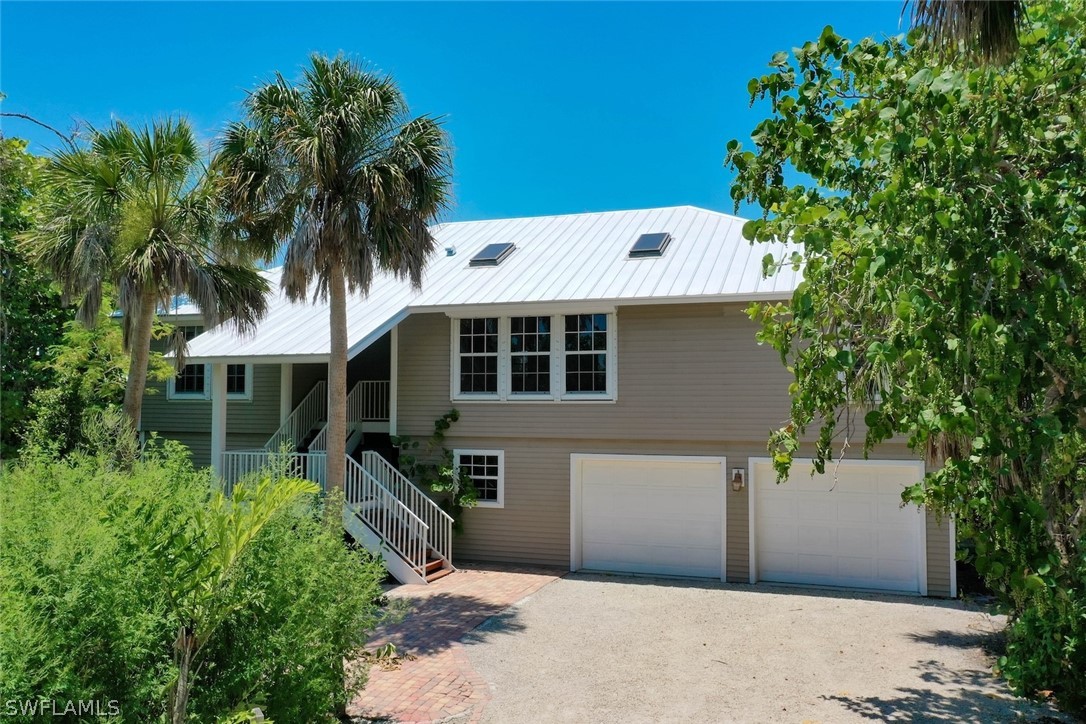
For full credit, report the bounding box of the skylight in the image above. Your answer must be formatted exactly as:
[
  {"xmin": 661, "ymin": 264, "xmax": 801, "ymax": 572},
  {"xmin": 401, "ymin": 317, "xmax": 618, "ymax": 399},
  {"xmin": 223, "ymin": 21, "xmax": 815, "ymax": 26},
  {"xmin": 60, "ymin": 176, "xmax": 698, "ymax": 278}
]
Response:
[
  {"xmin": 469, "ymin": 242, "xmax": 516, "ymax": 267},
  {"xmin": 628, "ymin": 232, "xmax": 672, "ymax": 259}
]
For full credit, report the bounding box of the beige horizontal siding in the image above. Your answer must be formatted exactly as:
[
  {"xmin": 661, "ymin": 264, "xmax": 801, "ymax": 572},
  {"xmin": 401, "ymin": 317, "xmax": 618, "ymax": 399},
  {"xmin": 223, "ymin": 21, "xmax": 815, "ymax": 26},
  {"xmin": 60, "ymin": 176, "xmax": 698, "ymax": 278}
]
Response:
[
  {"xmin": 398, "ymin": 302, "xmax": 955, "ymax": 596},
  {"xmin": 926, "ymin": 511, "xmax": 955, "ymax": 597},
  {"xmin": 398, "ymin": 305, "xmax": 797, "ymax": 442},
  {"xmin": 141, "ymin": 363, "xmax": 282, "ymax": 468}
]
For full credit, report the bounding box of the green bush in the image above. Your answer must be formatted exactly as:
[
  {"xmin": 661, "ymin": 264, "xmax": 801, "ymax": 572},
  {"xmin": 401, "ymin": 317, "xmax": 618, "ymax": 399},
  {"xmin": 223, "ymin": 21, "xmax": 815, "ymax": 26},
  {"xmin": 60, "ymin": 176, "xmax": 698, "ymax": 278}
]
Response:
[{"xmin": 0, "ymin": 439, "xmax": 386, "ymax": 722}]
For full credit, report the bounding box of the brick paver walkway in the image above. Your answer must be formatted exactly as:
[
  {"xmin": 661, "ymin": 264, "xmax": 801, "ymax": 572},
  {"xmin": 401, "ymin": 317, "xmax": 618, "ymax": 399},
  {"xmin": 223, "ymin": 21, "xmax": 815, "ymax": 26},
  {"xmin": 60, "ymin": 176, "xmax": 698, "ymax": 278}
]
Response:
[{"xmin": 348, "ymin": 563, "xmax": 563, "ymax": 723}]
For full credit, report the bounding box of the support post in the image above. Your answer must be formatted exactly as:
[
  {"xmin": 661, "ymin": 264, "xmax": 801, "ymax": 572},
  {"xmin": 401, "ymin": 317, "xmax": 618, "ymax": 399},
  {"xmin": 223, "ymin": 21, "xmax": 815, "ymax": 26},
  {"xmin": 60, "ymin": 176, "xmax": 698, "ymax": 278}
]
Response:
[
  {"xmin": 211, "ymin": 362, "xmax": 227, "ymax": 478},
  {"xmin": 389, "ymin": 326, "xmax": 398, "ymax": 436},
  {"xmin": 279, "ymin": 363, "xmax": 294, "ymax": 425}
]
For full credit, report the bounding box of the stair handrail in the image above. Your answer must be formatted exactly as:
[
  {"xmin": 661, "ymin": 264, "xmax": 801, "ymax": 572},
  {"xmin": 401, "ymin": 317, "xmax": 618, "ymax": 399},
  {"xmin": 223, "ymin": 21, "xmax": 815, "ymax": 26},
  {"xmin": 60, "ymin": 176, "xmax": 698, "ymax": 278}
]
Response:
[
  {"xmin": 265, "ymin": 381, "xmax": 327, "ymax": 452},
  {"xmin": 359, "ymin": 450, "xmax": 454, "ymax": 567},
  {"xmin": 344, "ymin": 455, "xmax": 430, "ymax": 573},
  {"xmin": 310, "ymin": 380, "xmax": 390, "ymax": 452}
]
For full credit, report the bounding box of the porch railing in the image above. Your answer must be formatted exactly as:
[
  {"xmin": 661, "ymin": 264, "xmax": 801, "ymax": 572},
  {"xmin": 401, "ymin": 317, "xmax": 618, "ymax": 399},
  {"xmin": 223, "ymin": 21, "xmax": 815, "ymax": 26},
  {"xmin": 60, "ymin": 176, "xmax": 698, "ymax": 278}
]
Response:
[
  {"xmin": 220, "ymin": 450, "xmax": 328, "ymax": 496},
  {"xmin": 264, "ymin": 381, "xmax": 326, "ymax": 452}
]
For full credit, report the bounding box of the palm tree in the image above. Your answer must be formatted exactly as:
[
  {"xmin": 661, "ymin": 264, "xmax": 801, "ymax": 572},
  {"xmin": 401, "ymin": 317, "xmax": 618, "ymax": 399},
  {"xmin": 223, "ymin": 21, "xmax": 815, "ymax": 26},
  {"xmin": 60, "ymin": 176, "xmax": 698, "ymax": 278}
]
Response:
[
  {"xmin": 26, "ymin": 118, "xmax": 269, "ymax": 432},
  {"xmin": 907, "ymin": 0, "xmax": 1027, "ymax": 62},
  {"xmin": 216, "ymin": 54, "xmax": 451, "ymax": 491}
]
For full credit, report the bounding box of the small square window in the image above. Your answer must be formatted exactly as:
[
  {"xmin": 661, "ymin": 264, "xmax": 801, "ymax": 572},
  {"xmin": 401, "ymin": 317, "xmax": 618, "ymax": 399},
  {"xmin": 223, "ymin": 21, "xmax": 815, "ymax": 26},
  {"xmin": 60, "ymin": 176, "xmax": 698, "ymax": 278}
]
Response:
[{"xmin": 455, "ymin": 450, "xmax": 504, "ymax": 508}]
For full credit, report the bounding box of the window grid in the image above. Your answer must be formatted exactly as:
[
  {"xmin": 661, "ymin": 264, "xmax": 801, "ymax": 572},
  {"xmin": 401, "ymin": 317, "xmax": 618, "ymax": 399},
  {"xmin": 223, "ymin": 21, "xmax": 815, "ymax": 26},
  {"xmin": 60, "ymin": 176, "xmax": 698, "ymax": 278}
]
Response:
[
  {"xmin": 458, "ymin": 317, "xmax": 499, "ymax": 393},
  {"xmin": 564, "ymin": 313, "xmax": 608, "ymax": 394},
  {"xmin": 174, "ymin": 364, "xmax": 206, "ymax": 395},
  {"xmin": 458, "ymin": 453, "xmax": 501, "ymax": 504},
  {"xmin": 510, "ymin": 316, "xmax": 551, "ymax": 394},
  {"xmin": 226, "ymin": 364, "xmax": 247, "ymax": 395}
]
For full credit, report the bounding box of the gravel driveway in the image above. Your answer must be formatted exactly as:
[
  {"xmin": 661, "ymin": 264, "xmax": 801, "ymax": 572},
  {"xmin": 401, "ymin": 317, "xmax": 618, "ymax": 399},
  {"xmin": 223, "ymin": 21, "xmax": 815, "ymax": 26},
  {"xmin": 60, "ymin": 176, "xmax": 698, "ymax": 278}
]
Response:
[{"xmin": 461, "ymin": 573, "xmax": 1066, "ymax": 723}]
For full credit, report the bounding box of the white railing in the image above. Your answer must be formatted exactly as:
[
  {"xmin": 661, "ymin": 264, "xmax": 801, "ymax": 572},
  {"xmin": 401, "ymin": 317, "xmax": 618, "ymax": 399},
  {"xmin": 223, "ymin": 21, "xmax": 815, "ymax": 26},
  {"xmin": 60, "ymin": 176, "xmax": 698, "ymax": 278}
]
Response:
[
  {"xmin": 310, "ymin": 380, "xmax": 390, "ymax": 452},
  {"xmin": 265, "ymin": 381, "xmax": 327, "ymax": 452},
  {"xmin": 350, "ymin": 380, "xmax": 390, "ymax": 421},
  {"xmin": 344, "ymin": 455, "xmax": 430, "ymax": 574},
  {"xmin": 220, "ymin": 450, "xmax": 328, "ymax": 496},
  {"xmin": 360, "ymin": 450, "xmax": 454, "ymax": 566}
]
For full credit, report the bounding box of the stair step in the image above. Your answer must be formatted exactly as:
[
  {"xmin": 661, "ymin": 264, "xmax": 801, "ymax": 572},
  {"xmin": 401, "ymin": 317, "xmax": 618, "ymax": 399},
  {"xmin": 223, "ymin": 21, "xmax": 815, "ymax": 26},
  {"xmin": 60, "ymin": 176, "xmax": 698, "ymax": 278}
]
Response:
[
  {"xmin": 425, "ymin": 566, "xmax": 453, "ymax": 583},
  {"xmin": 423, "ymin": 558, "xmax": 443, "ymax": 575}
]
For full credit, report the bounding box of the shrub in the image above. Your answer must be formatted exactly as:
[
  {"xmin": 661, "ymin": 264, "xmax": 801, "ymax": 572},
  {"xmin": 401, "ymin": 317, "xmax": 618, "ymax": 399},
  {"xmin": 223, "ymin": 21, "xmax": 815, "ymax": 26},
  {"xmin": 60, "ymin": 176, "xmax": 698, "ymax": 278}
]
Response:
[{"xmin": 0, "ymin": 439, "xmax": 386, "ymax": 722}]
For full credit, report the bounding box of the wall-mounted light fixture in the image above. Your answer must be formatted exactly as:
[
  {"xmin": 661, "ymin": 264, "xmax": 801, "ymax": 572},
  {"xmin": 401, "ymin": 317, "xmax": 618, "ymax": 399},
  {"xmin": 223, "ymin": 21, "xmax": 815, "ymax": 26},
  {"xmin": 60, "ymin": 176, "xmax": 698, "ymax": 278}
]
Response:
[{"xmin": 731, "ymin": 468, "xmax": 745, "ymax": 492}]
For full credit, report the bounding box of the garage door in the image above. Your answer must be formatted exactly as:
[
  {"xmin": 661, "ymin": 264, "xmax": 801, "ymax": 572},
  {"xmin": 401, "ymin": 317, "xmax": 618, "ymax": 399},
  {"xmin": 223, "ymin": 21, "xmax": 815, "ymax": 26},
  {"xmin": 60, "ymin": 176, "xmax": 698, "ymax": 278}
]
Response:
[
  {"xmin": 751, "ymin": 459, "xmax": 926, "ymax": 594},
  {"xmin": 573, "ymin": 455, "xmax": 726, "ymax": 579}
]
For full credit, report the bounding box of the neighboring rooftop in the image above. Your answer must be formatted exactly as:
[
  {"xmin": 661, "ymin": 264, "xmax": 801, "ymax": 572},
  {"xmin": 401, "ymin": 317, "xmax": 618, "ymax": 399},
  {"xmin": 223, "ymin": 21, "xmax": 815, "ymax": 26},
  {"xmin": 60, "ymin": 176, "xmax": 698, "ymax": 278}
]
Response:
[{"xmin": 182, "ymin": 205, "xmax": 802, "ymax": 363}]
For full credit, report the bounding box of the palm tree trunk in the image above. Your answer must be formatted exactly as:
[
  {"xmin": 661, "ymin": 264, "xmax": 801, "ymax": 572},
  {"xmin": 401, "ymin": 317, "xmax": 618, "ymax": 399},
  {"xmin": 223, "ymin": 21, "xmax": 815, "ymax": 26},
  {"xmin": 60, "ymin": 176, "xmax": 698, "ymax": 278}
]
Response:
[
  {"xmin": 122, "ymin": 287, "xmax": 157, "ymax": 434},
  {"xmin": 326, "ymin": 262, "xmax": 348, "ymax": 493}
]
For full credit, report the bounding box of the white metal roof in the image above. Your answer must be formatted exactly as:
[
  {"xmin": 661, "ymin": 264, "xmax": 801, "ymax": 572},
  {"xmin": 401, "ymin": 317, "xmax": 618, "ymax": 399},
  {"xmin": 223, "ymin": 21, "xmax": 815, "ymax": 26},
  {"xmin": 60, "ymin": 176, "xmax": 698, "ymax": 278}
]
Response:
[{"xmin": 184, "ymin": 205, "xmax": 802, "ymax": 363}]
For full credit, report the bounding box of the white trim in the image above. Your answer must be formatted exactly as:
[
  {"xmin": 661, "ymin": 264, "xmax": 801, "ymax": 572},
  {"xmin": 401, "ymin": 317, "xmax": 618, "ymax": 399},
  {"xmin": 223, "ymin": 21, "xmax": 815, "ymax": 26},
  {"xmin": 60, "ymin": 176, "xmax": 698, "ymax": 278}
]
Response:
[
  {"xmin": 279, "ymin": 364, "xmax": 293, "ymax": 424},
  {"xmin": 450, "ymin": 316, "xmax": 501, "ymax": 401},
  {"xmin": 184, "ymin": 354, "xmax": 330, "ymax": 365},
  {"xmin": 210, "ymin": 363, "xmax": 227, "ymax": 477},
  {"xmin": 569, "ymin": 453, "xmax": 727, "ymax": 581},
  {"xmin": 748, "ymin": 457, "xmax": 928, "ymax": 596},
  {"xmin": 450, "ymin": 311, "xmax": 617, "ymax": 402},
  {"xmin": 389, "ymin": 326, "xmax": 399, "ymax": 436},
  {"xmin": 505, "ymin": 314, "xmax": 556, "ymax": 400},
  {"xmin": 180, "ymin": 293, "xmax": 798, "ymax": 366},
  {"xmin": 346, "ymin": 308, "xmax": 410, "ymax": 361},
  {"xmin": 454, "ymin": 448, "xmax": 505, "ymax": 509},
  {"xmin": 167, "ymin": 363, "xmax": 254, "ymax": 402},
  {"xmin": 949, "ymin": 515, "xmax": 958, "ymax": 598}
]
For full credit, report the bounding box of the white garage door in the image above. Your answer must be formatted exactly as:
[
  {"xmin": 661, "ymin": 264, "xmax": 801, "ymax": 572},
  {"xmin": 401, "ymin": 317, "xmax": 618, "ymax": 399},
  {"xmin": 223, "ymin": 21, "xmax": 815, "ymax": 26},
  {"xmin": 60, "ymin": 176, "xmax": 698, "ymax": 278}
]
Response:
[
  {"xmin": 573, "ymin": 455, "xmax": 726, "ymax": 579},
  {"xmin": 751, "ymin": 459, "xmax": 926, "ymax": 594}
]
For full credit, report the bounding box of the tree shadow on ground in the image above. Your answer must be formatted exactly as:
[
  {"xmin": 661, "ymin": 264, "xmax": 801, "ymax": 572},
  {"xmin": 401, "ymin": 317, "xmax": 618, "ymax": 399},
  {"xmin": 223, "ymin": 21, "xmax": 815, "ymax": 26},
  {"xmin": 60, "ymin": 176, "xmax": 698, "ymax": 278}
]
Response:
[
  {"xmin": 363, "ymin": 591, "xmax": 527, "ymax": 656},
  {"xmin": 907, "ymin": 627, "xmax": 1006, "ymax": 655},
  {"xmin": 822, "ymin": 659, "xmax": 1067, "ymax": 722}
]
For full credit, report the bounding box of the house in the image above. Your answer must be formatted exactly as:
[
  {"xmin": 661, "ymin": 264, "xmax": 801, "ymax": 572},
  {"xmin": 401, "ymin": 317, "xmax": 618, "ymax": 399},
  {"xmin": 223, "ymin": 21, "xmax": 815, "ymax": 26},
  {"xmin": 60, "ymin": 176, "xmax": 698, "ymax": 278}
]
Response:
[{"xmin": 141, "ymin": 206, "xmax": 956, "ymax": 597}]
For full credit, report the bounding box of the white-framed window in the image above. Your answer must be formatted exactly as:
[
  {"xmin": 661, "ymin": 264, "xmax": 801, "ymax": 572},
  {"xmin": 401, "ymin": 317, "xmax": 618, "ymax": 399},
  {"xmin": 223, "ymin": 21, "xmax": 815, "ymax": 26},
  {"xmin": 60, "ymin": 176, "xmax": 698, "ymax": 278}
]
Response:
[
  {"xmin": 454, "ymin": 449, "xmax": 504, "ymax": 508},
  {"xmin": 450, "ymin": 312, "xmax": 616, "ymax": 402},
  {"xmin": 563, "ymin": 313, "xmax": 609, "ymax": 396},
  {"xmin": 167, "ymin": 364, "xmax": 253, "ymax": 401},
  {"xmin": 457, "ymin": 317, "xmax": 499, "ymax": 396},
  {"xmin": 510, "ymin": 315, "xmax": 552, "ymax": 396}
]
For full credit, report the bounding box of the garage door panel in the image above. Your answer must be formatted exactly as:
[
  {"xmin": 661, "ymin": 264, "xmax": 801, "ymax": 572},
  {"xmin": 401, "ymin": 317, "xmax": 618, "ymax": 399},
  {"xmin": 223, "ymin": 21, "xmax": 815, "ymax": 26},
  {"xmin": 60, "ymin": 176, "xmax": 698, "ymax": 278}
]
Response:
[
  {"xmin": 838, "ymin": 556, "xmax": 876, "ymax": 579},
  {"xmin": 837, "ymin": 527, "xmax": 875, "ymax": 551},
  {"xmin": 795, "ymin": 525, "xmax": 835, "ymax": 553},
  {"xmin": 838, "ymin": 500, "xmax": 873, "ymax": 523},
  {"xmin": 578, "ymin": 457, "xmax": 724, "ymax": 579},
  {"xmin": 754, "ymin": 460, "xmax": 924, "ymax": 594}
]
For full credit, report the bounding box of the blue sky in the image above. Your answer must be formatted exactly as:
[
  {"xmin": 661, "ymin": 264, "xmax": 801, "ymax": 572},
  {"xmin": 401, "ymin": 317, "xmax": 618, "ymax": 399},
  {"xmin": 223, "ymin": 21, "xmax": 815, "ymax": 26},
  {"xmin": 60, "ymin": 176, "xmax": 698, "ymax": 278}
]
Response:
[{"xmin": 1, "ymin": 2, "xmax": 906, "ymax": 221}]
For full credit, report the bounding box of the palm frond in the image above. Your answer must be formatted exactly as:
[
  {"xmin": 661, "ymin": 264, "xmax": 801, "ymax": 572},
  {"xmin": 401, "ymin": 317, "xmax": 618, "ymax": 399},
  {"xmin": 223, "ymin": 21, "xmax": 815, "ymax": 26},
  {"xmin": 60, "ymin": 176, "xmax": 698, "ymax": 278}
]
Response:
[{"xmin": 907, "ymin": 0, "xmax": 1026, "ymax": 62}]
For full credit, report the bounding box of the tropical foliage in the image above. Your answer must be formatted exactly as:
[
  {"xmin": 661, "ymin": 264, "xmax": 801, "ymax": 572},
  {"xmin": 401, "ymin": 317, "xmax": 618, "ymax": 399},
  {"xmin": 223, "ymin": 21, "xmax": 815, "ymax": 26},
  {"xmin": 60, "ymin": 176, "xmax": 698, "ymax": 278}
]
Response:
[
  {"xmin": 216, "ymin": 53, "xmax": 452, "ymax": 491},
  {"xmin": 0, "ymin": 433, "xmax": 387, "ymax": 722},
  {"xmin": 22, "ymin": 118, "xmax": 270, "ymax": 432},
  {"xmin": 0, "ymin": 137, "xmax": 67, "ymax": 456},
  {"xmin": 727, "ymin": 0, "xmax": 1085, "ymax": 711},
  {"xmin": 394, "ymin": 409, "xmax": 479, "ymax": 532},
  {"xmin": 19, "ymin": 304, "xmax": 172, "ymax": 458}
]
